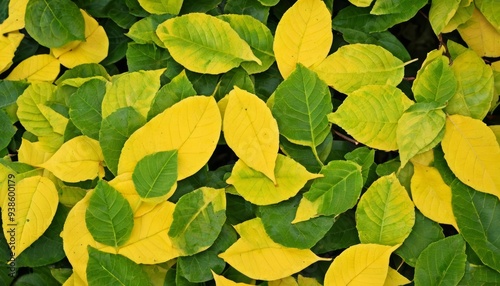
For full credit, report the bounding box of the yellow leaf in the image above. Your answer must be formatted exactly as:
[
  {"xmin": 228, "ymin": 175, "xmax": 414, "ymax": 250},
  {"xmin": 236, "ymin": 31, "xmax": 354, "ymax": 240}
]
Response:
[
  {"xmin": 273, "ymin": 0, "xmax": 332, "ymax": 79},
  {"xmin": 212, "ymin": 271, "xmax": 254, "ymax": 286},
  {"xmin": 297, "ymin": 275, "xmax": 322, "ymax": 286},
  {"xmin": 62, "ymin": 272, "xmax": 86, "ymax": 286},
  {"xmin": 0, "ymin": 165, "xmax": 15, "ymax": 208},
  {"xmin": 51, "ymin": 10, "xmax": 109, "ymax": 68},
  {"xmin": 18, "ymin": 138, "xmax": 54, "ymax": 167},
  {"xmin": 227, "ymin": 154, "xmax": 321, "ymax": 205},
  {"xmin": 117, "ymin": 201, "xmax": 181, "ymax": 264},
  {"xmin": 41, "ymin": 136, "xmax": 105, "ymax": 183},
  {"xmin": 223, "ymin": 87, "xmax": 279, "ymax": 183},
  {"xmin": 2, "ymin": 176, "xmax": 58, "ymax": 258},
  {"xmin": 411, "ymin": 163, "xmax": 458, "ymax": 228},
  {"xmin": 384, "ymin": 267, "xmax": 411, "ymax": 286},
  {"xmin": 0, "ymin": 32, "xmax": 24, "ymax": 73},
  {"xmin": 269, "ymin": 276, "xmax": 298, "ymax": 286},
  {"xmin": 442, "ymin": 114, "xmax": 500, "ymax": 198},
  {"xmin": 409, "ymin": 149, "xmax": 435, "ymax": 167},
  {"xmin": 108, "ymin": 172, "xmax": 157, "ymax": 217},
  {"xmin": 118, "ymin": 96, "xmax": 221, "ymax": 180},
  {"xmin": 6, "ymin": 54, "xmax": 60, "ymax": 82},
  {"xmin": 0, "ymin": 0, "xmax": 28, "ymax": 34},
  {"xmin": 458, "ymin": 8, "xmax": 500, "ymax": 57},
  {"xmin": 219, "ymin": 218, "xmax": 329, "ymax": 281},
  {"xmin": 324, "ymin": 243, "xmax": 400, "ymax": 286}
]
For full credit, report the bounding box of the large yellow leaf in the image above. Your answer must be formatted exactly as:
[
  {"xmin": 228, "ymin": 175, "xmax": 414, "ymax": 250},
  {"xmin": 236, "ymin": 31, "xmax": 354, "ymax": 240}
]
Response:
[
  {"xmin": 1, "ymin": 176, "xmax": 58, "ymax": 258},
  {"xmin": 41, "ymin": 136, "xmax": 105, "ymax": 183},
  {"xmin": 18, "ymin": 138, "xmax": 54, "ymax": 167},
  {"xmin": 51, "ymin": 10, "xmax": 109, "ymax": 68},
  {"xmin": 273, "ymin": 0, "xmax": 332, "ymax": 79},
  {"xmin": 223, "ymin": 87, "xmax": 279, "ymax": 183},
  {"xmin": 0, "ymin": 0, "xmax": 28, "ymax": 34},
  {"xmin": 0, "ymin": 32, "xmax": 24, "ymax": 73},
  {"xmin": 212, "ymin": 271, "xmax": 254, "ymax": 286},
  {"xmin": 442, "ymin": 114, "xmax": 500, "ymax": 198},
  {"xmin": 117, "ymin": 201, "xmax": 181, "ymax": 264},
  {"xmin": 324, "ymin": 244, "xmax": 400, "ymax": 286},
  {"xmin": 219, "ymin": 218, "xmax": 328, "ymax": 281},
  {"xmin": 226, "ymin": 154, "xmax": 321, "ymax": 205},
  {"xmin": 6, "ymin": 54, "xmax": 60, "ymax": 83},
  {"xmin": 411, "ymin": 163, "xmax": 458, "ymax": 228},
  {"xmin": 458, "ymin": 8, "xmax": 500, "ymax": 57},
  {"xmin": 118, "ymin": 96, "xmax": 221, "ymax": 180}
]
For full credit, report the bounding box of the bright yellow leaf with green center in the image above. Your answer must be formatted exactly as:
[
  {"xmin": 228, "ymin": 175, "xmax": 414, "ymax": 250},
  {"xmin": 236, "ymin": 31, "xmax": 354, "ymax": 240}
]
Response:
[
  {"xmin": 384, "ymin": 267, "xmax": 411, "ymax": 286},
  {"xmin": 223, "ymin": 87, "xmax": 279, "ymax": 183},
  {"xmin": 273, "ymin": 0, "xmax": 332, "ymax": 79},
  {"xmin": 442, "ymin": 114, "xmax": 500, "ymax": 198},
  {"xmin": 117, "ymin": 201, "xmax": 181, "ymax": 264},
  {"xmin": 458, "ymin": 8, "xmax": 500, "ymax": 57},
  {"xmin": 108, "ymin": 172, "xmax": 157, "ymax": 217},
  {"xmin": 101, "ymin": 69, "xmax": 164, "ymax": 119},
  {"xmin": 0, "ymin": 32, "xmax": 24, "ymax": 73},
  {"xmin": 41, "ymin": 136, "xmax": 105, "ymax": 183},
  {"xmin": 324, "ymin": 244, "xmax": 400, "ymax": 286},
  {"xmin": 211, "ymin": 271, "xmax": 254, "ymax": 286},
  {"xmin": 227, "ymin": 154, "xmax": 321, "ymax": 205},
  {"xmin": 411, "ymin": 163, "xmax": 458, "ymax": 228},
  {"xmin": 2, "ymin": 176, "xmax": 58, "ymax": 258},
  {"xmin": 219, "ymin": 218, "xmax": 329, "ymax": 281},
  {"xmin": 0, "ymin": 0, "xmax": 28, "ymax": 34},
  {"xmin": 314, "ymin": 44, "xmax": 407, "ymax": 95},
  {"xmin": 6, "ymin": 54, "xmax": 60, "ymax": 82},
  {"xmin": 51, "ymin": 10, "xmax": 109, "ymax": 68},
  {"xmin": 156, "ymin": 13, "xmax": 261, "ymax": 74},
  {"xmin": 118, "ymin": 96, "xmax": 221, "ymax": 180},
  {"xmin": 18, "ymin": 138, "xmax": 54, "ymax": 167},
  {"xmin": 138, "ymin": 0, "xmax": 182, "ymax": 15}
]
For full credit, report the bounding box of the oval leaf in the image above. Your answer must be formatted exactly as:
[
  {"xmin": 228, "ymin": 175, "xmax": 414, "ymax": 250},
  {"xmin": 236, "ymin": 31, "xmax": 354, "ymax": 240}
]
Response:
[
  {"xmin": 412, "ymin": 56, "xmax": 458, "ymax": 105},
  {"xmin": 6, "ymin": 54, "xmax": 60, "ymax": 83},
  {"xmin": 273, "ymin": 0, "xmax": 332, "ymax": 79}
]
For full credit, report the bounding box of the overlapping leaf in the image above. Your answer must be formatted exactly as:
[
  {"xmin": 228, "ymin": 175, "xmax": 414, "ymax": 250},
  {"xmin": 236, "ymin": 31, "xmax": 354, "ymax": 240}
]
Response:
[
  {"xmin": 412, "ymin": 56, "xmax": 458, "ymax": 105},
  {"xmin": 457, "ymin": 8, "xmax": 500, "ymax": 58},
  {"xmin": 137, "ymin": 0, "xmax": 182, "ymax": 15},
  {"xmin": 475, "ymin": 0, "xmax": 500, "ymax": 32},
  {"xmin": 0, "ymin": 0, "xmax": 28, "ymax": 34},
  {"xmin": 6, "ymin": 54, "xmax": 60, "ymax": 82},
  {"xmin": 429, "ymin": 0, "xmax": 462, "ymax": 35},
  {"xmin": 0, "ymin": 32, "xmax": 24, "ymax": 74}
]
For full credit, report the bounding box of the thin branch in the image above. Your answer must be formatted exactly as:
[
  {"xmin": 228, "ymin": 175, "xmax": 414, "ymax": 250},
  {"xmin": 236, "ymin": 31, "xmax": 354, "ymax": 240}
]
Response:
[{"xmin": 333, "ymin": 130, "xmax": 359, "ymax": 145}]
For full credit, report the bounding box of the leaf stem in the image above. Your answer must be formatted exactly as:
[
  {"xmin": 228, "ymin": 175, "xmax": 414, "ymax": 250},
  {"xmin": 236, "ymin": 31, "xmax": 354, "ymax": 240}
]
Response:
[{"xmin": 311, "ymin": 145, "xmax": 325, "ymax": 167}]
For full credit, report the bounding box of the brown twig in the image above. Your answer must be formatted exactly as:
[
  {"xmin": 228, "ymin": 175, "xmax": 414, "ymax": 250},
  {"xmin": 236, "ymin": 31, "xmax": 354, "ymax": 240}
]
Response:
[{"xmin": 333, "ymin": 130, "xmax": 359, "ymax": 145}]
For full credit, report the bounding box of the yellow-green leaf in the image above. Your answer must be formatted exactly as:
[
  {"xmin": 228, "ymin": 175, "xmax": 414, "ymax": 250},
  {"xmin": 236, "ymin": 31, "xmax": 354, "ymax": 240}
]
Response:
[
  {"xmin": 18, "ymin": 138, "xmax": 54, "ymax": 167},
  {"xmin": 219, "ymin": 218, "xmax": 328, "ymax": 281},
  {"xmin": 324, "ymin": 243, "xmax": 400, "ymax": 286},
  {"xmin": 0, "ymin": 32, "xmax": 24, "ymax": 73},
  {"xmin": 273, "ymin": 0, "xmax": 332, "ymax": 79},
  {"xmin": 226, "ymin": 154, "xmax": 321, "ymax": 205},
  {"xmin": 429, "ymin": 0, "xmax": 461, "ymax": 35},
  {"xmin": 51, "ymin": 10, "xmax": 109, "ymax": 68},
  {"xmin": 41, "ymin": 136, "xmax": 105, "ymax": 183},
  {"xmin": 356, "ymin": 174, "xmax": 415, "ymax": 246},
  {"xmin": 6, "ymin": 54, "xmax": 60, "ymax": 82},
  {"xmin": 475, "ymin": 0, "xmax": 500, "ymax": 32},
  {"xmin": 314, "ymin": 44, "xmax": 406, "ymax": 95},
  {"xmin": 0, "ymin": 0, "xmax": 28, "ymax": 34},
  {"xmin": 411, "ymin": 163, "xmax": 457, "ymax": 228},
  {"xmin": 412, "ymin": 55, "xmax": 457, "ymax": 105},
  {"xmin": 211, "ymin": 271, "xmax": 254, "ymax": 286},
  {"xmin": 101, "ymin": 69, "xmax": 164, "ymax": 119},
  {"xmin": 457, "ymin": 8, "xmax": 500, "ymax": 57},
  {"xmin": 442, "ymin": 0, "xmax": 474, "ymax": 33},
  {"xmin": 156, "ymin": 13, "xmax": 260, "ymax": 74},
  {"xmin": 223, "ymin": 87, "xmax": 279, "ymax": 183},
  {"xmin": 2, "ymin": 176, "xmax": 58, "ymax": 258},
  {"xmin": 138, "ymin": 0, "xmax": 182, "ymax": 15},
  {"xmin": 297, "ymin": 275, "xmax": 322, "ymax": 286},
  {"xmin": 328, "ymin": 85, "xmax": 414, "ymax": 151},
  {"xmin": 348, "ymin": 0, "xmax": 374, "ymax": 7},
  {"xmin": 441, "ymin": 114, "xmax": 500, "ymax": 198},
  {"xmin": 384, "ymin": 267, "xmax": 411, "ymax": 286},
  {"xmin": 118, "ymin": 96, "xmax": 221, "ymax": 180}
]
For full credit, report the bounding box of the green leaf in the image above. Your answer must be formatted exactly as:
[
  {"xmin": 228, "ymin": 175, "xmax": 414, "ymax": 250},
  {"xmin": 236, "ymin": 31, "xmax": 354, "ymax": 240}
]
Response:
[
  {"xmin": 412, "ymin": 56, "xmax": 458, "ymax": 105},
  {"xmin": 371, "ymin": 0, "xmax": 421, "ymax": 15},
  {"xmin": 279, "ymin": 133, "xmax": 333, "ymax": 173},
  {"xmin": 87, "ymin": 246, "xmax": 152, "ymax": 286},
  {"xmin": 259, "ymin": 195, "xmax": 334, "ymax": 249},
  {"xmin": 224, "ymin": 0, "xmax": 269, "ymax": 24},
  {"xmin": 344, "ymin": 147, "xmax": 376, "ymax": 186},
  {"xmin": 452, "ymin": 179, "xmax": 500, "ymax": 272},
  {"xmin": 169, "ymin": 187, "xmax": 226, "ymax": 256},
  {"xmin": 180, "ymin": 0, "xmax": 222, "ymax": 13},
  {"xmin": 397, "ymin": 102, "xmax": 446, "ymax": 167},
  {"xmin": 126, "ymin": 14, "xmax": 173, "ymax": 47},
  {"xmin": 272, "ymin": 64, "xmax": 332, "ymax": 149},
  {"xmin": 156, "ymin": 13, "xmax": 260, "ymax": 74},
  {"xmin": 68, "ymin": 78, "xmax": 106, "ymax": 140},
  {"xmin": 85, "ymin": 180, "xmax": 134, "ymax": 248},
  {"xmin": 294, "ymin": 160, "xmax": 363, "ymax": 223},
  {"xmin": 213, "ymin": 68, "xmax": 255, "ymax": 101},
  {"xmin": 442, "ymin": 0, "xmax": 474, "ymax": 33},
  {"xmin": 314, "ymin": 44, "xmax": 406, "ymax": 95},
  {"xmin": 395, "ymin": 210, "xmax": 445, "ymax": 267},
  {"xmin": 414, "ymin": 235, "xmax": 467, "ymax": 285},
  {"xmin": 218, "ymin": 14, "xmax": 275, "ymax": 74},
  {"xmin": 328, "ymin": 85, "xmax": 414, "ymax": 151},
  {"xmin": 177, "ymin": 224, "xmax": 238, "ymax": 283},
  {"xmin": 99, "ymin": 107, "xmax": 146, "ymax": 176},
  {"xmin": 132, "ymin": 150, "xmax": 178, "ymax": 202},
  {"xmin": 0, "ymin": 111, "xmax": 15, "ymax": 151},
  {"xmin": 459, "ymin": 263, "xmax": 500, "ymax": 285},
  {"xmin": 126, "ymin": 42, "xmax": 171, "ymax": 72},
  {"xmin": 0, "ymin": 80, "xmax": 29, "ymax": 109},
  {"xmin": 445, "ymin": 50, "xmax": 494, "ymax": 120},
  {"xmin": 356, "ymin": 174, "xmax": 415, "ymax": 246},
  {"xmin": 25, "ymin": 0, "xmax": 85, "ymax": 48},
  {"xmin": 56, "ymin": 63, "xmax": 111, "ymax": 85},
  {"xmin": 342, "ymin": 30, "xmax": 411, "ymax": 62},
  {"xmin": 312, "ymin": 210, "xmax": 360, "ymax": 254},
  {"xmin": 429, "ymin": 0, "xmax": 461, "ymax": 34}
]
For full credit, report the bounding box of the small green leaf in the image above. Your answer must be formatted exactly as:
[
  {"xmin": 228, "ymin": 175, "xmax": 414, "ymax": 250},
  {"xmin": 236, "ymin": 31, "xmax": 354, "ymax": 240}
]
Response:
[
  {"xmin": 0, "ymin": 111, "xmax": 15, "ymax": 151},
  {"xmin": 87, "ymin": 246, "xmax": 152, "ymax": 286},
  {"xmin": 312, "ymin": 210, "xmax": 360, "ymax": 254},
  {"xmin": 25, "ymin": 0, "xmax": 85, "ymax": 48},
  {"xmin": 132, "ymin": 150, "xmax": 178, "ymax": 202},
  {"xmin": 0, "ymin": 80, "xmax": 29, "ymax": 109},
  {"xmin": 169, "ymin": 187, "xmax": 226, "ymax": 256},
  {"xmin": 412, "ymin": 56, "xmax": 458, "ymax": 105},
  {"xmin": 414, "ymin": 235, "xmax": 467, "ymax": 285},
  {"xmin": 138, "ymin": 0, "xmax": 182, "ymax": 15},
  {"xmin": 85, "ymin": 180, "xmax": 134, "ymax": 248},
  {"xmin": 342, "ymin": 30, "xmax": 411, "ymax": 62}
]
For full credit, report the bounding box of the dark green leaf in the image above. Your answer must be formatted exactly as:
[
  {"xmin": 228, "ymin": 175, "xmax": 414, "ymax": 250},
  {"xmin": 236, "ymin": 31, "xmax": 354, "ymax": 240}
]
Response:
[
  {"xmin": 214, "ymin": 68, "xmax": 255, "ymax": 101},
  {"xmin": 280, "ymin": 133, "xmax": 333, "ymax": 173},
  {"xmin": 0, "ymin": 80, "xmax": 29, "ymax": 109},
  {"xmin": 342, "ymin": 30, "xmax": 411, "ymax": 62},
  {"xmin": 344, "ymin": 146, "xmax": 376, "ymax": 186},
  {"xmin": 132, "ymin": 150, "xmax": 178, "ymax": 200},
  {"xmin": 224, "ymin": 0, "xmax": 269, "ymax": 23},
  {"xmin": 312, "ymin": 210, "xmax": 360, "ymax": 254},
  {"xmin": 226, "ymin": 193, "xmax": 257, "ymax": 225},
  {"xmin": 458, "ymin": 263, "xmax": 500, "ymax": 285},
  {"xmin": 100, "ymin": 19, "xmax": 130, "ymax": 66},
  {"xmin": 181, "ymin": 0, "xmax": 222, "ymax": 13},
  {"xmin": 0, "ymin": 111, "xmax": 15, "ymax": 151},
  {"xmin": 126, "ymin": 42, "xmax": 171, "ymax": 72}
]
